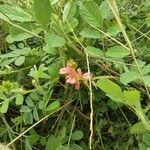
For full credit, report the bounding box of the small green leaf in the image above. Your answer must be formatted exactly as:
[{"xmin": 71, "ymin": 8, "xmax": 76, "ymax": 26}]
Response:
[
  {"xmin": 0, "ymin": 100, "xmax": 9, "ymax": 113},
  {"xmin": 130, "ymin": 122, "xmax": 147, "ymax": 134},
  {"xmin": 97, "ymin": 79, "xmax": 123, "ymax": 102},
  {"xmin": 107, "ymin": 23, "xmax": 121, "ymax": 36},
  {"xmin": 106, "ymin": 46, "xmax": 130, "ymax": 58},
  {"xmin": 10, "ymin": 23, "xmax": 42, "ymax": 42},
  {"xmin": 86, "ymin": 46, "xmax": 103, "ymax": 58},
  {"xmin": 39, "ymin": 101, "xmax": 45, "ymax": 109},
  {"xmin": 48, "ymin": 62, "xmax": 60, "ymax": 79},
  {"xmin": 45, "ymin": 101, "xmax": 60, "ymax": 112},
  {"xmin": 33, "ymin": 108, "xmax": 39, "ymax": 121},
  {"xmin": 45, "ymin": 33, "xmax": 66, "ymax": 47},
  {"xmin": 30, "ymin": 92, "xmax": 39, "ymax": 101},
  {"xmin": 26, "ymin": 97, "xmax": 34, "ymax": 107},
  {"xmin": 45, "ymin": 135, "xmax": 59, "ymax": 150},
  {"xmin": 34, "ymin": 0, "xmax": 51, "ymax": 27},
  {"xmin": 23, "ymin": 112, "xmax": 33, "ymax": 124},
  {"xmin": 20, "ymin": 105, "xmax": 31, "ymax": 112},
  {"xmin": 16, "ymin": 94, "xmax": 24, "ymax": 105},
  {"xmin": 80, "ymin": 27, "xmax": 102, "ymax": 39},
  {"xmin": 142, "ymin": 64, "xmax": 150, "ymax": 75},
  {"xmin": 25, "ymin": 138, "xmax": 32, "ymax": 150},
  {"xmin": 71, "ymin": 130, "xmax": 83, "ymax": 141},
  {"xmin": 63, "ymin": 1, "xmax": 76, "ymax": 22},
  {"xmin": 27, "ymin": 134, "xmax": 40, "ymax": 145},
  {"xmin": 143, "ymin": 76, "xmax": 150, "ymax": 87},
  {"xmin": 123, "ymin": 90, "xmax": 141, "ymax": 108},
  {"xmin": 70, "ymin": 144, "xmax": 83, "ymax": 150},
  {"xmin": 100, "ymin": 0, "xmax": 111, "ymax": 19},
  {"xmin": 15, "ymin": 56, "xmax": 25, "ymax": 66},
  {"xmin": 120, "ymin": 71, "xmax": 140, "ymax": 84},
  {"xmin": 143, "ymin": 133, "xmax": 150, "ymax": 146},
  {"xmin": 80, "ymin": 1, "xmax": 103, "ymax": 28},
  {"xmin": 56, "ymin": 145, "xmax": 70, "ymax": 150},
  {"xmin": 63, "ymin": 18, "xmax": 78, "ymax": 33}
]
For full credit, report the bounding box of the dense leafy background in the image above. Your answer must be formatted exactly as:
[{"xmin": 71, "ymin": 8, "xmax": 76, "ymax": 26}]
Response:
[{"xmin": 0, "ymin": 0, "xmax": 150, "ymax": 149}]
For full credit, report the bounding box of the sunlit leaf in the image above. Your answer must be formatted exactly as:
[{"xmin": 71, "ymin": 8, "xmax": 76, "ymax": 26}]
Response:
[
  {"xmin": 0, "ymin": 100, "xmax": 9, "ymax": 113},
  {"xmin": 34, "ymin": 0, "xmax": 51, "ymax": 27},
  {"xmin": 97, "ymin": 79, "xmax": 123, "ymax": 103},
  {"xmin": 80, "ymin": 1, "xmax": 103, "ymax": 28},
  {"xmin": 106, "ymin": 46, "xmax": 130, "ymax": 58}
]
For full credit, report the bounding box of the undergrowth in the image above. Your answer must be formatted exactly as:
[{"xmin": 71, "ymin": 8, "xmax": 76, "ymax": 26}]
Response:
[{"xmin": 0, "ymin": 0, "xmax": 150, "ymax": 150}]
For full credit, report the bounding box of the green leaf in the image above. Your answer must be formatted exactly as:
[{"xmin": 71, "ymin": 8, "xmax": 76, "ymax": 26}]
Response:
[
  {"xmin": 0, "ymin": 4, "xmax": 33, "ymax": 22},
  {"xmin": 45, "ymin": 33, "xmax": 66, "ymax": 47},
  {"xmin": 63, "ymin": 1, "xmax": 76, "ymax": 22},
  {"xmin": 45, "ymin": 135, "xmax": 59, "ymax": 150},
  {"xmin": 106, "ymin": 46, "xmax": 130, "ymax": 58},
  {"xmin": 25, "ymin": 138, "xmax": 32, "ymax": 150},
  {"xmin": 143, "ymin": 133, "xmax": 150, "ymax": 146},
  {"xmin": 80, "ymin": 1, "xmax": 103, "ymax": 28},
  {"xmin": 45, "ymin": 101, "xmax": 60, "ymax": 112},
  {"xmin": 130, "ymin": 122, "xmax": 147, "ymax": 134},
  {"xmin": 30, "ymin": 92, "xmax": 39, "ymax": 101},
  {"xmin": 27, "ymin": 134, "xmax": 40, "ymax": 145},
  {"xmin": 56, "ymin": 145, "xmax": 70, "ymax": 150},
  {"xmin": 15, "ymin": 56, "xmax": 25, "ymax": 66},
  {"xmin": 86, "ymin": 46, "xmax": 103, "ymax": 58},
  {"xmin": 43, "ymin": 46, "xmax": 58, "ymax": 54},
  {"xmin": 63, "ymin": 18, "xmax": 78, "ymax": 33},
  {"xmin": 120, "ymin": 71, "xmax": 140, "ymax": 84},
  {"xmin": 107, "ymin": 23, "xmax": 121, "ymax": 37},
  {"xmin": 100, "ymin": 0, "xmax": 111, "ymax": 19},
  {"xmin": 33, "ymin": 108, "xmax": 39, "ymax": 121},
  {"xmin": 97, "ymin": 79, "xmax": 123, "ymax": 103},
  {"xmin": 80, "ymin": 27, "xmax": 102, "ymax": 39},
  {"xmin": 34, "ymin": 0, "xmax": 51, "ymax": 27},
  {"xmin": 0, "ymin": 100, "xmax": 9, "ymax": 113},
  {"xmin": 10, "ymin": 23, "xmax": 43, "ymax": 42},
  {"xmin": 23, "ymin": 112, "xmax": 33, "ymax": 124},
  {"xmin": 20, "ymin": 105, "xmax": 31, "ymax": 112},
  {"xmin": 123, "ymin": 90, "xmax": 141, "ymax": 108},
  {"xmin": 142, "ymin": 64, "xmax": 150, "ymax": 75},
  {"xmin": 0, "ymin": 12, "xmax": 10, "ymax": 22},
  {"xmin": 26, "ymin": 97, "xmax": 34, "ymax": 107},
  {"xmin": 71, "ymin": 130, "xmax": 83, "ymax": 141},
  {"xmin": 70, "ymin": 144, "xmax": 83, "ymax": 150},
  {"xmin": 48, "ymin": 62, "xmax": 60, "ymax": 79},
  {"xmin": 143, "ymin": 76, "xmax": 150, "ymax": 87},
  {"xmin": 138, "ymin": 143, "xmax": 148, "ymax": 150},
  {"xmin": 130, "ymin": 59, "xmax": 146, "ymax": 72},
  {"xmin": 16, "ymin": 94, "xmax": 24, "ymax": 105}
]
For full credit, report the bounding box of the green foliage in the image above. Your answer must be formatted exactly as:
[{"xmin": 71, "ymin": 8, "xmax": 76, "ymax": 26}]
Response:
[
  {"xmin": 80, "ymin": 1, "xmax": 103, "ymax": 28},
  {"xmin": 106, "ymin": 46, "xmax": 130, "ymax": 58},
  {"xmin": 1, "ymin": 0, "xmax": 150, "ymax": 149},
  {"xmin": 97, "ymin": 79, "xmax": 123, "ymax": 103},
  {"xmin": 33, "ymin": 0, "xmax": 51, "ymax": 27}
]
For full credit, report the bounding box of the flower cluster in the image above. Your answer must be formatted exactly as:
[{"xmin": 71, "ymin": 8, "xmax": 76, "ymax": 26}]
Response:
[{"xmin": 59, "ymin": 63, "xmax": 90, "ymax": 90}]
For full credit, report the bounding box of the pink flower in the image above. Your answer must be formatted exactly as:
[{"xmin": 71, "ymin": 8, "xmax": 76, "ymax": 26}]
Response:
[
  {"xmin": 59, "ymin": 64, "xmax": 91, "ymax": 90},
  {"xmin": 59, "ymin": 64, "xmax": 76, "ymax": 84},
  {"xmin": 77, "ymin": 68, "xmax": 91, "ymax": 80}
]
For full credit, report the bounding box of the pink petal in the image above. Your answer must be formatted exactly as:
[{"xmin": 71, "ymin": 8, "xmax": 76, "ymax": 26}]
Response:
[
  {"xmin": 59, "ymin": 68, "xmax": 67, "ymax": 74},
  {"xmin": 75, "ymin": 81, "xmax": 80, "ymax": 90},
  {"xmin": 82, "ymin": 73, "xmax": 91, "ymax": 80},
  {"xmin": 66, "ymin": 76, "xmax": 76, "ymax": 84},
  {"xmin": 77, "ymin": 68, "xmax": 82, "ymax": 76}
]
